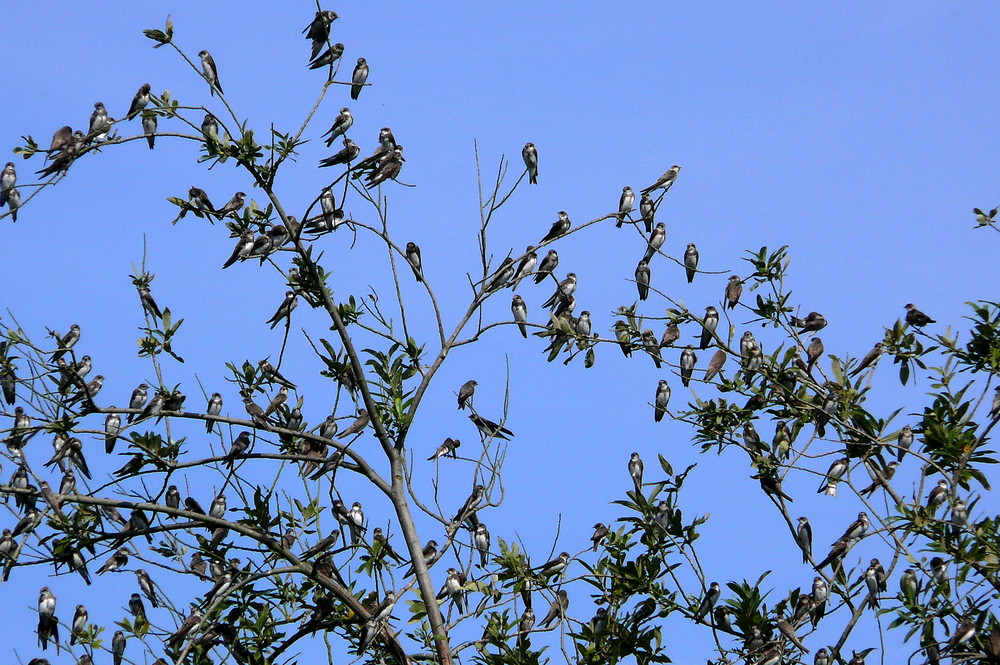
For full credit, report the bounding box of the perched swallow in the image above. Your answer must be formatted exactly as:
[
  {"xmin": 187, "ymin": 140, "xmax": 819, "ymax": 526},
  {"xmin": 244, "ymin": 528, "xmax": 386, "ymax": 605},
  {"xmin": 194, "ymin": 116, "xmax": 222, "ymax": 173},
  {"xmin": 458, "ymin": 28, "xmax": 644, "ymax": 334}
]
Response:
[
  {"xmin": 926, "ymin": 479, "xmax": 949, "ymax": 511},
  {"xmin": 225, "ymin": 431, "xmax": 251, "ymax": 467},
  {"xmin": 791, "ymin": 311, "xmax": 827, "ymax": 333},
  {"xmin": 485, "ymin": 257, "xmax": 515, "ymax": 292},
  {"xmin": 37, "ymin": 137, "xmax": 82, "ymax": 176},
  {"xmin": 338, "ymin": 409, "xmax": 370, "ymax": 438},
  {"xmin": 512, "ymin": 295, "xmax": 529, "ymax": 338},
  {"xmin": 543, "ymin": 272, "xmax": 577, "ymax": 309},
  {"xmin": 540, "ymin": 211, "xmax": 571, "ymax": 244},
  {"xmin": 112, "ymin": 630, "xmax": 126, "ymax": 665},
  {"xmin": 402, "ymin": 242, "xmax": 424, "ymax": 282},
  {"xmin": 366, "ymin": 145, "xmax": 404, "ymax": 187},
  {"xmin": 436, "ymin": 567, "xmax": 468, "ymax": 612},
  {"xmin": 694, "ymin": 581, "xmax": 720, "ymax": 621},
  {"xmin": 88, "ymin": 102, "xmax": 109, "ymax": 138},
  {"xmin": 590, "ymin": 523, "xmax": 610, "ymax": 552},
  {"xmin": 635, "ymin": 260, "xmax": 651, "ymax": 301},
  {"xmin": 638, "ymin": 192, "xmax": 656, "ymax": 233},
  {"xmin": 941, "ymin": 620, "xmax": 976, "ymax": 654},
  {"xmin": 37, "ymin": 587, "xmax": 58, "ymax": 651},
  {"xmin": 346, "ymin": 501, "xmax": 366, "ymax": 544},
  {"xmin": 817, "ymin": 457, "xmax": 849, "ymax": 496},
  {"xmin": 5, "ymin": 187, "xmax": 19, "ymax": 221},
  {"xmin": 351, "ymin": 57, "xmax": 369, "ymax": 99},
  {"xmin": 474, "ymin": 523, "xmax": 491, "ymax": 566},
  {"xmin": 209, "ymin": 493, "xmax": 227, "ymax": 519},
  {"xmin": 267, "ymin": 291, "xmax": 298, "ymax": 329},
  {"xmin": 538, "ymin": 589, "xmax": 569, "ymax": 628},
  {"xmin": 126, "ymin": 83, "xmax": 152, "ymax": 120},
  {"xmin": 201, "ymin": 112, "xmax": 219, "ymax": 141},
  {"xmin": 850, "ymin": 342, "xmax": 883, "ymax": 376},
  {"xmin": 641, "ymin": 165, "xmax": 680, "ymax": 195},
  {"xmin": 905, "ymin": 303, "xmax": 935, "ymax": 327},
  {"xmin": 198, "ymin": 50, "xmax": 223, "ymax": 95},
  {"xmin": 680, "ymin": 346, "xmax": 697, "ymax": 387},
  {"xmin": 628, "ymin": 452, "xmax": 644, "ymax": 493},
  {"xmin": 425, "ymin": 437, "xmax": 461, "ymax": 463},
  {"xmin": 518, "ymin": 607, "xmax": 536, "ymax": 646},
  {"xmin": 214, "ymin": 191, "xmax": 245, "ymax": 219},
  {"xmin": 457, "ymin": 380, "xmax": 477, "ymax": 410},
  {"xmin": 522, "ymin": 142, "xmax": 538, "ymax": 184},
  {"xmin": 137, "ymin": 286, "xmax": 162, "ymax": 320},
  {"xmin": 704, "ymin": 349, "xmax": 726, "ymax": 382},
  {"xmin": 310, "ymin": 42, "xmax": 345, "ymax": 69},
  {"xmin": 511, "ymin": 246, "xmax": 538, "ymax": 290},
  {"xmin": 615, "ymin": 186, "xmax": 635, "ymax": 227},
  {"xmin": 654, "ymin": 380, "xmax": 671, "ymax": 422},
  {"xmin": 805, "ymin": 337, "xmax": 824, "ymax": 371},
  {"xmin": 263, "ymin": 385, "xmax": 289, "ymax": 418},
  {"xmin": 533, "ymin": 249, "xmax": 559, "ymax": 284},
  {"xmin": 1, "ymin": 162, "xmax": 17, "ymax": 208},
  {"xmin": 70, "ymin": 604, "xmax": 88, "ymax": 645},
  {"xmin": 163, "ymin": 485, "xmax": 181, "ymax": 511},
  {"xmin": 141, "ymin": 111, "xmax": 157, "ymax": 149},
  {"xmin": 894, "ymin": 424, "xmax": 914, "ymax": 461},
  {"xmin": 632, "ymin": 597, "xmax": 657, "ymax": 625},
  {"xmin": 860, "ymin": 461, "xmax": 898, "ymax": 496},
  {"xmin": 839, "ymin": 511, "xmax": 870, "ymax": 542},
  {"xmin": 684, "ymin": 243, "xmax": 699, "ymax": 283},
  {"xmin": 777, "ymin": 617, "xmax": 809, "ymax": 652},
  {"xmin": 453, "ymin": 485, "xmax": 485, "ymax": 528},
  {"xmin": 470, "ymin": 413, "xmax": 513, "ymax": 439},
  {"xmin": 535, "ymin": 551, "xmax": 571, "ymax": 582},
  {"xmin": 303, "ymin": 10, "xmax": 338, "ymax": 59},
  {"xmin": 318, "ymin": 415, "xmax": 339, "ymax": 440},
  {"xmin": 694, "ymin": 308, "xmax": 718, "ymax": 351},
  {"xmin": 202, "ymin": 392, "xmax": 224, "ymax": 433},
  {"xmin": 323, "ymin": 107, "xmax": 353, "ymax": 147},
  {"xmin": 404, "ymin": 539, "xmax": 440, "ymax": 577},
  {"xmin": 220, "ymin": 232, "xmax": 253, "ymax": 269},
  {"xmin": 97, "ymin": 547, "xmax": 129, "ymax": 575},
  {"xmin": 796, "ymin": 517, "xmax": 812, "ymax": 563},
  {"xmin": 643, "ymin": 222, "xmax": 667, "ymax": 263},
  {"xmin": 659, "ymin": 323, "xmax": 680, "ymax": 349}
]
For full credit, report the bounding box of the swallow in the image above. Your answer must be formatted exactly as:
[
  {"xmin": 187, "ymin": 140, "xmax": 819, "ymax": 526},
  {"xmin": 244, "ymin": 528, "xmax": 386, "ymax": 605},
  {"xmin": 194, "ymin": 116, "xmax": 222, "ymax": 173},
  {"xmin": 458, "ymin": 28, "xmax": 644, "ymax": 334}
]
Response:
[
  {"xmin": 397, "ymin": 241, "xmax": 424, "ymax": 283},
  {"xmin": 692, "ymin": 581, "xmax": 720, "ymax": 622},
  {"xmin": 511, "ymin": 295, "xmax": 529, "ymax": 338},
  {"xmin": 724, "ymin": 275, "xmax": 743, "ymax": 309},
  {"xmin": 457, "ymin": 380, "xmax": 477, "ymax": 410},
  {"xmin": 37, "ymin": 137, "xmax": 82, "ymax": 176},
  {"xmin": 198, "ymin": 50, "xmax": 223, "ymax": 95},
  {"xmin": 68, "ymin": 604, "xmax": 88, "ymax": 646},
  {"xmin": 126, "ymin": 83, "xmax": 152, "ymax": 120},
  {"xmin": 198, "ymin": 392, "xmax": 224, "ymax": 433},
  {"xmin": 638, "ymin": 192, "xmax": 656, "ymax": 233},
  {"xmin": 303, "ymin": 10, "xmax": 338, "ymax": 59},
  {"xmin": 791, "ymin": 311, "xmax": 827, "ymax": 333},
  {"xmin": 522, "ymin": 142, "xmax": 538, "ymax": 184},
  {"xmin": 323, "ymin": 107, "xmax": 353, "ymax": 147},
  {"xmin": 837, "ymin": 512, "xmax": 869, "ymax": 543},
  {"xmin": 535, "ymin": 551, "xmax": 570, "ymax": 582},
  {"xmin": 860, "ymin": 461, "xmax": 898, "ymax": 496},
  {"xmin": 518, "ymin": 607, "xmax": 536, "ymax": 646},
  {"xmin": 1, "ymin": 162, "xmax": 17, "ymax": 208},
  {"xmin": 37, "ymin": 586, "xmax": 58, "ymax": 651},
  {"xmin": 202, "ymin": 572, "xmax": 232, "ymax": 607},
  {"xmin": 684, "ymin": 243, "xmax": 699, "ymax": 282},
  {"xmin": 314, "ymin": 415, "xmax": 338, "ymax": 441},
  {"xmin": 267, "ymin": 291, "xmax": 298, "ymax": 329},
  {"xmin": 200, "ymin": 113, "xmax": 220, "ymax": 142},
  {"xmin": 891, "ymin": 424, "xmax": 915, "ymax": 462},
  {"xmin": 485, "ymin": 257, "xmax": 515, "ymax": 293},
  {"xmin": 777, "ymin": 618, "xmax": 809, "ymax": 652},
  {"xmin": 815, "ymin": 537, "xmax": 852, "ymax": 571},
  {"xmin": 850, "ymin": 342, "xmax": 883, "ymax": 377},
  {"xmin": 642, "ymin": 165, "xmax": 680, "ymax": 195},
  {"xmin": 168, "ymin": 607, "xmax": 204, "ymax": 647},
  {"xmin": 796, "ymin": 516, "xmax": 812, "ymax": 563},
  {"xmin": 404, "ymin": 539, "xmax": 440, "ymax": 577},
  {"xmin": 111, "ymin": 630, "xmax": 126, "ymax": 665},
  {"xmin": 817, "ymin": 457, "xmax": 849, "ymax": 496},
  {"xmin": 643, "ymin": 222, "xmax": 667, "ymax": 263},
  {"xmin": 805, "ymin": 337, "xmax": 824, "ymax": 371},
  {"xmin": 526, "ymin": 252, "xmax": 557, "ymax": 289},
  {"xmin": 634, "ymin": 260, "xmax": 651, "ymax": 301},
  {"xmin": 654, "ymin": 379, "xmax": 671, "ymax": 422},
  {"xmin": 421, "ymin": 438, "xmax": 460, "ymax": 464},
  {"xmin": 474, "ymin": 522, "xmax": 491, "ymax": 566},
  {"xmin": 209, "ymin": 493, "xmax": 227, "ymax": 519},
  {"xmin": 134, "ymin": 109, "xmax": 156, "ymax": 150},
  {"xmin": 543, "ymin": 272, "xmax": 577, "ymax": 309},
  {"xmin": 160, "ymin": 485, "xmax": 180, "ymax": 512},
  {"xmin": 540, "ymin": 211, "xmax": 571, "ymax": 244},
  {"xmin": 941, "ymin": 620, "xmax": 976, "ymax": 654},
  {"xmin": 96, "ymin": 547, "xmax": 129, "ymax": 575},
  {"xmin": 952, "ymin": 498, "xmax": 968, "ymax": 531},
  {"xmin": 436, "ymin": 567, "xmax": 468, "ymax": 612},
  {"xmin": 346, "ymin": 501, "xmax": 366, "ymax": 544},
  {"xmin": 13, "ymin": 507, "xmax": 41, "ymax": 537},
  {"xmin": 930, "ymin": 555, "xmax": 949, "ymax": 592},
  {"xmin": 510, "ymin": 246, "xmax": 538, "ymax": 290},
  {"xmin": 310, "ymin": 42, "xmax": 345, "ymax": 69},
  {"xmin": 4, "ymin": 187, "xmax": 19, "ymax": 221},
  {"xmin": 713, "ymin": 606, "xmax": 732, "ymax": 632},
  {"xmin": 470, "ymin": 413, "xmax": 513, "ymax": 439},
  {"xmin": 904, "ymin": 303, "xmax": 935, "ymax": 327},
  {"xmin": 366, "ymin": 145, "xmax": 404, "ymax": 186},
  {"xmin": 47, "ymin": 126, "xmax": 74, "ymax": 156},
  {"xmin": 220, "ymin": 232, "xmax": 253, "ymax": 269},
  {"xmin": 350, "ymin": 57, "xmax": 369, "ymax": 99},
  {"xmin": 627, "ymin": 452, "xmax": 644, "ymax": 493},
  {"xmin": 700, "ymin": 306, "xmax": 719, "ymax": 349},
  {"xmin": 926, "ymin": 478, "xmax": 949, "ymax": 511},
  {"xmin": 615, "ymin": 186, "xmax": 635, "ymax": 227},
  {"xmin": 453, "ymin": 484, "xmax": 485, "ymax": 528},
  {"xmin": 590, "ymin": 523, "xmax": 610, "ymax": 552},
  {"xmin": 631, "ymin": 597, "xmax": 657, "ymax": 625},
  {"xmin": 537, "ymin": 589, "xmax": 569, "ymax": 628},
  {"xmin": 214, "ymin": 192, "xmax": 245, "ymax": 219},
  {"xmin": 225, "ymin": 431, "xmax": 251, "ymax": 467},
  {"xmin": 88, "ymin": 101, "xmax": 109, "ymax": 138},
  {"xmin": 338, "ymin": 409, "xmax": 370, "ymax": 438},
  {"xmin": 704, "ymin": 349, "xmax": 726, "ymax": 382},
  {"xmin": 680, "ymin": 346, "xmax": 697, "ymax": 387}
]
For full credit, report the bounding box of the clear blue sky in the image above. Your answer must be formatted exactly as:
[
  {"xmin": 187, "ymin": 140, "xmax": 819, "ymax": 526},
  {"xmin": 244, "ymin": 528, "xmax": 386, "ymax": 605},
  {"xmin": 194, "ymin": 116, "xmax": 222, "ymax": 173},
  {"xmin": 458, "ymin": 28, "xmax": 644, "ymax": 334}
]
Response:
[{"xmin": 2, "ymin": 2, "xmax": 998, "ymax": 663}]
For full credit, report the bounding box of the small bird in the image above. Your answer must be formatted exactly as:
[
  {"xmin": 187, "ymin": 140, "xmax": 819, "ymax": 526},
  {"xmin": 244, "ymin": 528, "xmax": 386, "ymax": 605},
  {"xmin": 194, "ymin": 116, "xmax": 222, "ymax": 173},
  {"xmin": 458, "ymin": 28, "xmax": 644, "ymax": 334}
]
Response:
[
  {"xmin": 142, "ymin": 112, "xmax": 157, "ymax": 149},
  {"xmin": 404, "ymin": 540, "xmax": 441, "ymax": 578},
  {"xmin": 535, "ymin": 551, "xmax": 571, "ymax": 581},
  {"xmin": 347, "ymin": 501, "xmax": 366, "ymax": 544},
  {"xmin": 714, "ymin": 606, "xmax": 732, "ymax": 632},
  {"xmin": 540, "ymin": 211, "xmax": 571, "ymax": 244},
  {"xmin": 37, "ymin": 586, "xmax": 58, "ymax": 651},
  {"xmin": 941, "ymin": 620, "xmax": 977, "ymax": 654},
  {"xmin": 405, "ymin": 242, "xmax": 423, "ymax": 282},
  {"xmin": 323, "ymin": 108, "xmax": 353, "ymax": 147},
  {"xmin": 210, "ymin": 493, "xmax": 227, "ymax": 519},
  {"xmin": 214, "ymin": 191, "xmax": 245, "ymax": 219},
  {"xmin": 777, "ymin": 617, "xmax": 809, "ymax": 652},
  {"xmin": 485, "ymin": 258, "xmax": 515, "ymax": 293},
  {"xmin": 643, "ymin": 222, "xmax": 666, "ymax": 263},
  {"xmin": 628, "ymin": 452, "xmax": 644, "ymax": 493},
  {"xmin": 88, "ymin": 102, "xmax": 109, "ymax": 138},
  {"xmin": 512, "ymin": 295, "xmax": 529, "ymax": 338},
  {"xmin": 817, "ymin": 457, "xmax": 849, "ymax": 496},
  {"xmin": 654, "ymin": 380, "xmax": 671, "ymax": 422},
  {"xmin": 700, "ymin": 307, "xmax": 719, "ymax": 350},
  {"xmin": 453, "ymin": 485, "xmax": 485, "ymax": 528},
  {"xmin": 205, "ymin": 393, "xmax": 223, "ymax": 433},
  {"xmin": 267, "ymin": 291, "xmax": 298, "ymax": 329},
  {"xmin": 351, "ymin": 57, "xmax": 369, "ymax": 100},
  {"xmin": 850, "ymin": 342, "xmax": 884, "ymax": 376},
  {"xmin": 660, "ymin": 323, "xmax": 681, "ymax": 348},
  {"xmin": 616, "ymin": 186, "xmax": 635, "ymax": 227},
  {"xmin": 428, "ymin": 437, "xmax": 461, "ymax": 461},
  {"xmin": 641, "ymin": 165, "xmax": 680, "ymax": 195},
  {"xmin": 724, "ymin": 275, "xmax": 743, "ymax": 309},
  {"xmin": 263, "ymin": 386, "xmax": 288, "ymax": 417},
  {"xmin": 136, "ymin": 568, "xmax": 158, "ymax": 607},
  {"xmin": 338, "ymin": 410, "xmax": 370, "ymax": 438},
  {"xmin": 684, "ymin": 243, "xmax": 699, "ymax": 283},
  {"xmin": 704, "ymin": 349, "xmax": 727, "ymax": 382},
  {"xmin": 105, "ymin": 412, "xmax": 122, "ymax": 454},
  {"xmin": 540, "ymin": 589, "xmax": 570, "ymax": 628},
  {"xmin": 225, "ymin": 431, "xmax": 251, "ymax": 467},
  {"xmin": 518, "ymin": 607, "xmax": 536, "ymax": 646},
  {"xmin": 904, "ymin": 303, "xmax": 936, "ymax": 327},
  {"xmin": 680, "ymin": 346, "xmax": 697, "ymax": 387},
  {"xmin": 796, "ymin": 516, "xmax": 812, "ymax": 563},
  {"xmin": 511, "ymin": 246, "xmax": 538, "ymax": 290},
  {"xmin": 805, "ymin": 337, "xmax": 824, "ymax": 371},
  {"xmin": 97, "ymin": 548, "xmax": 129, "ymax": 575},
  {"xmin": 310, "ymin": 42, "xmax": 345, "ymax": 69},
  {"xmin": 112, "ymin": 630, "xmax": 126, "ymax": 665},
  {"xmin": 631, "ymin": 598, "xmax": 657, "ymax": 625},
  {"xmin": 469, "ymin": 413, "xmax": 513, "ymax": 440},
  {"xmin": 222, "ymin": 232, "xmax": 254, "ymax": 269},
  {"xmin": 695, "ymin": 582, "xmax": 720, "ymax": 621},
  {"xmin": 303, "ymin": 10, "xmax": 338, "ymax": 60},
  {"xmin": 474, "ymin": 523, "xmax": 491, "ymax": 567},
  {"xmin": 533, "ymin": 249, "xmax": 559, "ymax": 284},
  {"xmin": 522, "ymin": 142, "xmax": 538, "ymax": 184},
  {"xmin": 70, "ymin": 604, "xmax": 88, "ymax": 645},
  {"xmin": 201, "ymin": 113, "xmax": 219, "ymax": 141},
  {"xmin": 5, "ymin": 187, "xmax": 19, "ymax": 221},
  {"xmin": 639, "ymin": 192, "xmax": 655, "ymax": 233},
  {"xmin": 126, "ymin": 83, "xmax": 152, "ymax": 120},
  {"xmin": 457, "ymin": 380, "xmax": 477, "ymax": 410},
  {"xmin": 128, "ymin": 591, "xmax": 147, "ymax": 621},
  {"xmin": 1, "ymin": 162, "xmax": 17, "ymax": 208},
  {"xmin": 926, "ymin": 479, "xmax": 949, "ymax": 511},
  {"xmin": 165, "ymin": 485, "xmax": 180, "ymax": 510},
  {"xmin": 590, "ymin": 522, "xmax": 609, "ymax": 552},
  {"xmin": 437, "ymin": 567, "xmax": 468, "ymax": 612},
  {"xmin": 791, "ymin": 311, "xmax": 827, "ymax": 333},
  {"xmin": 896, "ymin": 425, "xmax": 914, "ymax": 461},
  {"xmin": 199, "ymin": 50, "xmax": 223, "ymax": 95},
  {"xmin": 138, "ymin": 286, "xmax": 162, "ymax": 319},
  {"xmin": 635, "ymin": 260, "xmax": 651, "ymax": 301}
]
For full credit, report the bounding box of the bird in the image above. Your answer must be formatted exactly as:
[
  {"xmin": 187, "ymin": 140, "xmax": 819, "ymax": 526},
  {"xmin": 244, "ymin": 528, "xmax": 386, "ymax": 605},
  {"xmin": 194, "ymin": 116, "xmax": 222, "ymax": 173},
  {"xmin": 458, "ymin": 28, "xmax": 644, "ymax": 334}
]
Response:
[
  {"xmin": 222, "ymin": 231, "xmax": 254, "ymax": 269},
  {"xmin": 725, "ymin": 275, "xmax": 743, "ymax": 309},
  {"xmin": 405, "ymin": 242, "xmax": 423, "ymax": 282},
  {"xmin": 437, "ymin": 568, "xmax": 468, "ymax": 612},
  {"xmin": 805, "ymin": 337, "xmax": 824, "ymax": 371},
  {"xmin": 643, "ymin": 223, "xmax": 666, "ymax": 263},
  {"xmin": 704, "ymin": 349, "xmax": 727, "ymax": 382},
  {"xmin": 97, "ymin": 548, "xmax": 129, "ymax": 575},
  {"xmin": 205, "ymin": 393, "xmax": 223, "ymax": 433},
  {"xmin": 138, "ymin": 286, "xmax": 162, "ymax": 319},
  {"xmin": 338, "ymin": 410, "xmax": 370, "ymax": 438},
  {"xmin": 474, "ymin": 523, "xmax": 491, "ymax": 567},
  {"xmin": 225, "ymin": 431, "xmax": 251, "ymax": 467},
  {"xmin": 512, "ymin": 295, "xmax": 529, "ymax": 338},
  {"xmin": 791, "ymin": 516, "xmax": 813, "ymax": 563},
  {"xmin": 543, "ymin": 273, "xmax": 577, "ymax": 309},
  {"xmin": 366, "ymin": 145, "xmax": 404, "ymax": 187},
  {"xmin": 214, "ymin": 191, "xmax": 245, "ymax": 219},
  {"xmin": 654, "ymin": 380, "xmax": 671, "ymax": 422},
  {"xmin": 70, "ymin": 604, "xmax": 88, "ymax": 646},
  {"xmin": 680, "ymin": 346, "xmax": 697, "ymax": 387},
  {"xmin": 518, "ymin": 607, "xmax": 536, "ymax": 646},
  {"xmin": 534, "ymin": 551, "xmax": 571, "ymax": 582},
  {"xmin": 533, "ymin": 249, "xmax": 559, "ymax": 284},
  {"xmin": 453, "ymin": 485, "xmax": 485, "ymax": 528},
  {"xmin": 303, "ymin": 10, "xmax": 338, "ymax": 60},
  {"xmin": 209, "ymin": 493, "xmax": 227, "ymax": 519},
  {"xmin": 427, "ymin": 437, "xmax": 460, "ymax": 461},
  {"xmin": 319, "ymin": 139, "xmax": 360, "ymax": 170},
  {"xmin": 126, "ymin": 83, "xmax": 152, "ymax": 120},
  {"xmin": 850, "ymin": 342, "xmax": 883, "ymax": 376},
  {"xmin": 641, "ymin": 165, "xmax": 680, "ymax": 194},
  {"xmin": 201, "ymin": 112, "xmax": 219, "ymax": 141},
  {"xmin": 0, "ymin": 162, "xmax": 16, "ymax": 210},
  {"xmin": 457, "ymin": 380, "xmax": 477, "ymax": 410},
  {"xmin": 469, "ymin": 413, "xmax": 513, "ymax": 440},
  {"xmin": 777, "ymin": 617, "xmax": 809, "ymax": 652},
  {"xmin": 323, "ymin": 108, "xmax": 353, "ymax": 147},
  {"xmin": 904, "ymin": 303, "xmax": 935, "ymax": 327},
  {"xmin": 616, "ymin": 186, "xmax": 635, "ymax": 227},
  {"xmin": 684, "ymin": 243, "xmax": 699, "ymax": 282},
  {"xmin": 700, "ymin": 307, "xmax": 719, "ymax": 349},
  {"xmin": 817, "ymin": 457, "xmax": 849, "ymax": 496},
  {"xmin": 540, "ymin": 211, "xmax": 571, "ymax": 244},
  {"xmin": 694, "ymin": 581, "xmax": 720, "ymax": 621},
  {"xmin": 791, "ymin": 311, "xmax": 827, "ymax": 333},
  {"xmin": 37, "ymin": 586, "xmax": 58, "ymax": 651},
  {"xmin": 926, "ymin": 479, "xmax": 949, "ymax": 511},
  {"xmin": 941, "ymin": 620, "xmax": 977, "ymax": 654},
  {"xmin": 351, "ymin": 57, "xmax": 369, "ymax": 99},
  {"xmin": 540, "ymin": 589, "xmax": 570, "ymax": 628},
  {"xmin": 404, "ymin": 540, "xmax": 441, "ymax": 578},
  {"xmin": 263, "ymin": 386, "xmax": 288, "ymax": 417},
  {"xmin": 639, "ymin": 192, "xmax": 655, "ymax": 233},
  {"xmin": 267, "ymin": 291, "xmax": 298, "ymax": 329},
  {"xmin": 347, "ymin": 502, "xmax": 366, "ymax": 544},
  {"xmin": 511, "ymin": 246, "xmax": 538, "ymax": 289},
  {"xmin": 197, "ymin": 50, "xmax": 223, "ymax": 95},
  {"xmin": 631, "ymin": 598, "xmax": 657, "ymax": 625},
  {"xmin": 49, "ymin": 323, "xmax": 80, "ymax": 362},
  {"xmin": 111, "ymin": 630, "xmax": 126, "ymax": 665},
  {"xmin": 135, "ymin": 568, "xmax": 158, "ymax": 607},
  {"xmin": 628, "ymin": 452, "xmax": 644, "ymax": 493},
  {"xmin": 635, "ymin": 260, "xmax": 651, "ymax": 301},
  {"xmin": 522, "ymin": 142, "xmax": 538, "ymax": 184},
  {"xmin": 310, "ymin": 42, "xmax": 345, "ymax": 69},
  {"xmin": 142, "ymin": 112, "xmax": 157, "ymax": 149},
  {"xmin": 896, "ymin": 425, "xmax": 914, "ymax": 461}
]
